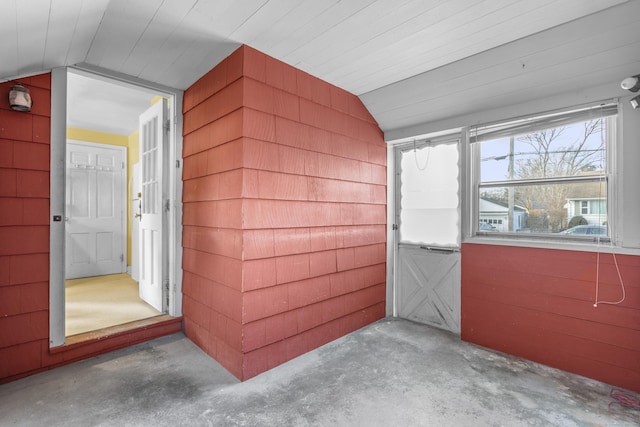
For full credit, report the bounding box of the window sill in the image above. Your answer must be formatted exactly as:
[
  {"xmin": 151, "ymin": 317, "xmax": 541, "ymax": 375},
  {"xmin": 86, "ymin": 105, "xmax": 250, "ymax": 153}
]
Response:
[{"xmin": 463, "ymin": 235, "xmax": 640, "ymax": 256}]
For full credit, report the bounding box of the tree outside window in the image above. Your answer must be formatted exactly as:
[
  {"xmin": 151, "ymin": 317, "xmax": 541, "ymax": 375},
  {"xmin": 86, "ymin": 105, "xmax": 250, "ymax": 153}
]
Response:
[{"xmin": 475, "ymin": 104, "xmax": 614, "ymax": 237}]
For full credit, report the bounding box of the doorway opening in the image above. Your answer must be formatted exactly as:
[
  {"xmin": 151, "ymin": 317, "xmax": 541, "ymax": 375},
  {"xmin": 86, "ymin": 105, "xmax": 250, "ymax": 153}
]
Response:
[
  {"xmin": 392, "ymin": 136, "xmax": 462, "ymax": 334},
  {"xmin": 49, "ymin": 67, "xmax": 183, "ymax": 346}
]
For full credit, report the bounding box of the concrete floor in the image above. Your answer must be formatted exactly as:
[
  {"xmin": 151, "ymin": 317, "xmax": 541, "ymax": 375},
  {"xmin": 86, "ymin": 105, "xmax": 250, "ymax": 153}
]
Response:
[{"xmin": 0, "ymin": 318, "xmax": 636, "ymax": 427}]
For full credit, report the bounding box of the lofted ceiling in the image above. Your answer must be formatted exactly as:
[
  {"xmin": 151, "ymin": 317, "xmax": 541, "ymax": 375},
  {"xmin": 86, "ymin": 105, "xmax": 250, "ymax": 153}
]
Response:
[
  {"xmin": 2, "ymin": 0, "xmax": 639, "ymax": 137},
  {"xmin": 65, "ymin": 71, "xmax": 158, "ymax": 136}
]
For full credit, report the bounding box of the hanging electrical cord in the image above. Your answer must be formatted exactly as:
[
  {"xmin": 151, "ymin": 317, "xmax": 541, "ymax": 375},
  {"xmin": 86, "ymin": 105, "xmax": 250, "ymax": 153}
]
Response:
[
  {"xmin": 413, "ymin": 139, "xmax": 430, "ymax": 171},
  {"xmin": 594, "ymin": 250, "xmax": 626, "ymax": 307},
  {"xmin": 608, "ymin": 388, "xmax": 640, "ymax": 422},
  {"xmin": 593, "ymin": 111, "xmax": 626, "ymax": 307}
]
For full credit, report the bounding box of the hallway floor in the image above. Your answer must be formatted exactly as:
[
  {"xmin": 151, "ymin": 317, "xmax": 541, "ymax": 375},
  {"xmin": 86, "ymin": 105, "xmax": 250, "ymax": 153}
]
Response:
[
  {"xmin": 0, "ymin": 318, "xmax": 636, "ymax": 426},
  {"xmin": 66, "ymin": 273, "xmax": 161, "ymax": 336}
]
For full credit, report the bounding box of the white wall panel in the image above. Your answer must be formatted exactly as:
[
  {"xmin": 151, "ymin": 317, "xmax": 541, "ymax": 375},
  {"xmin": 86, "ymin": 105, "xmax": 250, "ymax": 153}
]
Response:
[
  {"xmin": 366, "ymin": 1, "xmax": 640, "ymax": 134},
  {"xmin": 85, "ymin": 0, "xmax": 164, "ymax": 69},
  {"xmin": 0, "ymin": 1, "xmax": 19, "ymax": 79},
  {"xmin": 64, "ymin": 1, "xmax": 111, "ymax": 66},
  {"xmin": 120, "ymin": 0, "xmax": 199, "ymax": 77},
  {"xmin": 1, "ymin": 0, "xmax": 636, "ymax": 134},
  {"xmin": 15, "ymin": 0, "xmax": 50, "ymax": 76}
]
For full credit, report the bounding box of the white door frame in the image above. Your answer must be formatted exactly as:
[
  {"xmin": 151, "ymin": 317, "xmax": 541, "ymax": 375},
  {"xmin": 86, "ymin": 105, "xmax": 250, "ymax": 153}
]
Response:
[
  {"xmin": 393, "ymin": 138, "xmax": 462, "ymax": 334},
  {"xmin": 386, "ymin": 130, "xmax": 469, "ymax": 329},
  {"xmin": 49, "ymin": 66, "xmax": 184, "ymax": 347}
]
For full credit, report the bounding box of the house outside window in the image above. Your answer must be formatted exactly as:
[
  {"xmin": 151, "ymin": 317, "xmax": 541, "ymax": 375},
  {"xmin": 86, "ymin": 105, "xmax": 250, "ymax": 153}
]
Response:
[
  {"xmin": 479, "ymin": 197, "xmax": 527, "ymax": 232},
  {"xmin": 472, "ymin": 103, "xmax": 615, "ymax": 238}
]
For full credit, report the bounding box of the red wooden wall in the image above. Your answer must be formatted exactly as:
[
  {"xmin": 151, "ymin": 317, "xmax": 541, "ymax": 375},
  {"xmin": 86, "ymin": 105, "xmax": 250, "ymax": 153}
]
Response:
[
  {"xmin": 0, "ymin": 74, "xmax": 181, "ymax": 384},
  {"xmin": 462, "ymin": 243, "xmax": 640, "ymax": 391},
  {"xmin": 0, "ymin": 74, "xmax": 52, "ymax": 380},
  {"xmin": 2, "ymin": 66, "xmax": 635, "ymax": 393},
  {"xmin": 182, "ymin": 45, "xmax": 387, "ymax": 380}
]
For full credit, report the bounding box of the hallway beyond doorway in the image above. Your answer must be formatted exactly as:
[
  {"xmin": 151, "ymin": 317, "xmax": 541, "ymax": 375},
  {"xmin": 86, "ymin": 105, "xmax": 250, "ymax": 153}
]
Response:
[{"xmin": 65, "ymin": 273, "xmax": 161, "ymax": 336}]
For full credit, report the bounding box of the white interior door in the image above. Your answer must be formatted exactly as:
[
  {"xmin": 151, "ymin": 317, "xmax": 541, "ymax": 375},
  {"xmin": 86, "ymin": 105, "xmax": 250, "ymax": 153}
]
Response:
[
  {"xmin": 138, "ymin": 99, "xmax": 167, "ymax": 311},
  {"xmin": 394, "ymin": 139, "xmax": 461, "ymax": 334},
  {"xmin": 66, "ymin": 141, "xmax": 126, "ymax": 279}
]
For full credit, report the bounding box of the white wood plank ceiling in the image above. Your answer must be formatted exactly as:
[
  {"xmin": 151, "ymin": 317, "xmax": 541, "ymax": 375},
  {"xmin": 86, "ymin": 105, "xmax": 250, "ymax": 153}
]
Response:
[{"xmin": 1, "ymin": 0, "xmax": 638, "ymax": 136}]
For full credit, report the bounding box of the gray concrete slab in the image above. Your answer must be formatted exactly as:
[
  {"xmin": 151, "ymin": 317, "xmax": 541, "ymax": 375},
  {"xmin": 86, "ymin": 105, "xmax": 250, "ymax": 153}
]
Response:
[{"xmin": 0, "ymin": 318, "xmax": 637, "ymax": 426}]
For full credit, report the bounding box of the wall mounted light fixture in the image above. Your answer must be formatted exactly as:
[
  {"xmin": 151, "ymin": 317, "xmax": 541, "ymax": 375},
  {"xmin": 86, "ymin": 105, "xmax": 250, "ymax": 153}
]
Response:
[
  {"xmin": 9, "ymin": 84, "xmax": 32, "ymax": 112},
  {"xmin": 621, "ymin": 75, "xmax": 640, "ymax": 92},
  {"xmin": 621, "ymin": 74, "xmax": 640, "ymax": 110}
]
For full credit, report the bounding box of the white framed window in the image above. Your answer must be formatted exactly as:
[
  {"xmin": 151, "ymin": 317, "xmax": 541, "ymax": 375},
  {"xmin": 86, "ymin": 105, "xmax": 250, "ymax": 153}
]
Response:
[{"xmin": 470, "ymin": 103, "xmax": 616, "ymax": 240}]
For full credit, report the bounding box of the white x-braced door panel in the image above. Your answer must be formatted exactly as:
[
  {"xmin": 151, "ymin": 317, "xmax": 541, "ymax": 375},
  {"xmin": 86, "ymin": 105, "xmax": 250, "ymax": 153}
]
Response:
[{"xmin": 397, "ymin": 246, "xmax": 460, "ymax": 333}]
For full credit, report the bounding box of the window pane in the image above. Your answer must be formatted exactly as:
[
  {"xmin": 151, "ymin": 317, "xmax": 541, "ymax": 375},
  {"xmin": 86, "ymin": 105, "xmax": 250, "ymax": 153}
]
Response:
[
  {"xmin": 399, "ymin": 142, "xmax": 459, "ymax": 245},
  {"xmin": 479, "ymin": 181, "xmax": 607, "ymax": 235},
  {"xmin": 480, "ymin": 120, "xmax": 606, "ymax": 182},
  {"xmin": 592, "ymin": 199, "xmax": 607, "ymax": 215}
]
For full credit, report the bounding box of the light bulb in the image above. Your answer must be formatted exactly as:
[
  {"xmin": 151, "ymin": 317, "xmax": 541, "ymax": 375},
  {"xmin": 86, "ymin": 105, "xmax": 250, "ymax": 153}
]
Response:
[{"xmin": 621, "ymin": 75, "xmax": 640, "ymax": 92}]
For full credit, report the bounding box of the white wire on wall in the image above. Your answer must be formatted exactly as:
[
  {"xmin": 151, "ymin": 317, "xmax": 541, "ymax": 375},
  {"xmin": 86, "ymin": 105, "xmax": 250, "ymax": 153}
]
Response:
[
  {"xmin": 413, "ymin": 139, "xmax": 430, "ymax": 171},
  {"xmin": 593, "ymin": 112, "xmax": 626, "ymax": 308}
]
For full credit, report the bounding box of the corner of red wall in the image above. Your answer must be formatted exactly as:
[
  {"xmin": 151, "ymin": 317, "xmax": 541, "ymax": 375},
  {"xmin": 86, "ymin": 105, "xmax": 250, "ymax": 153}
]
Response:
[{"xmin": 182, "ymin": 45, "xmax": 386, "ymax": 382}]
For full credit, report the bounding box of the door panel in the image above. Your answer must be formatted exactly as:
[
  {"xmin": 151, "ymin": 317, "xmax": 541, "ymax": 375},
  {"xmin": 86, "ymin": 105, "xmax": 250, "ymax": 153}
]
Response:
[
  {"xmin": 65, "ymin": 141, "xmax": 125, "ymax": 279},
  {"xmin": 397, "ymin": 246, "xmax": 460, "ymax": 333},
  {"xmin": 70, "ymin": 169, "xmax": 90, "ymax": 217},
  {"xmin": 96, "ymin": 232, "xmax": 113, "ymax": 261},
  {"xmin": 138, "ymin": 99, "xmax": 167, "ymax": 311},
  {"xmin": 97, "ymin": 170, "xmax": 115, "ymax": 217},
  {"xmin": 394, "ymin": 139, "xmax": 461, "ymax": 334},
  {"xmin": 69, "ymin": 233, "xmax": 90, "ymax": 264}
]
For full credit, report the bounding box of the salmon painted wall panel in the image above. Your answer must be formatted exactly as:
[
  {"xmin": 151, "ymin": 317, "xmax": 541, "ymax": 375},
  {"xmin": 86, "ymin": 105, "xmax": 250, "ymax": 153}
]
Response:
[
  {"xmin": 181, "ymin": 47, "xmax": 247, "ymax": 377},
  {"xmin": 182, "ymin": 45, "xmax": 387, "ymax": 380},
  {"xmin": 461, "ymin": 243, "xmax": 640, "ymax": 391}
]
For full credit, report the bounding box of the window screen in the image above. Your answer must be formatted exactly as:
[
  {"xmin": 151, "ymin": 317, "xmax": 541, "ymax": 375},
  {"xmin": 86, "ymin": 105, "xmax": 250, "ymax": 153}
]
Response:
[{"xmin": 398, "ymin": 140, "xmax": 460, "ymax": 246}]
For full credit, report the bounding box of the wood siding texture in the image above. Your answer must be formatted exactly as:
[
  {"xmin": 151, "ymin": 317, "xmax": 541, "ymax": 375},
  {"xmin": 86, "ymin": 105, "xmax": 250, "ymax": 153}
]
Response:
[
  {"xmin": 461, "ymin": 243, "xmax": 640, "ymax": 392},
  {"xmin": 0, "ymin": 74, "xmax": 182, "ymax": 384},
  {"xmin": 182, "ymin": 45, "xmax": 387, "ymax": 380},
  {"xmin": 0, "ymin": 74, "xmax": 53, "ymax": 382}
]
